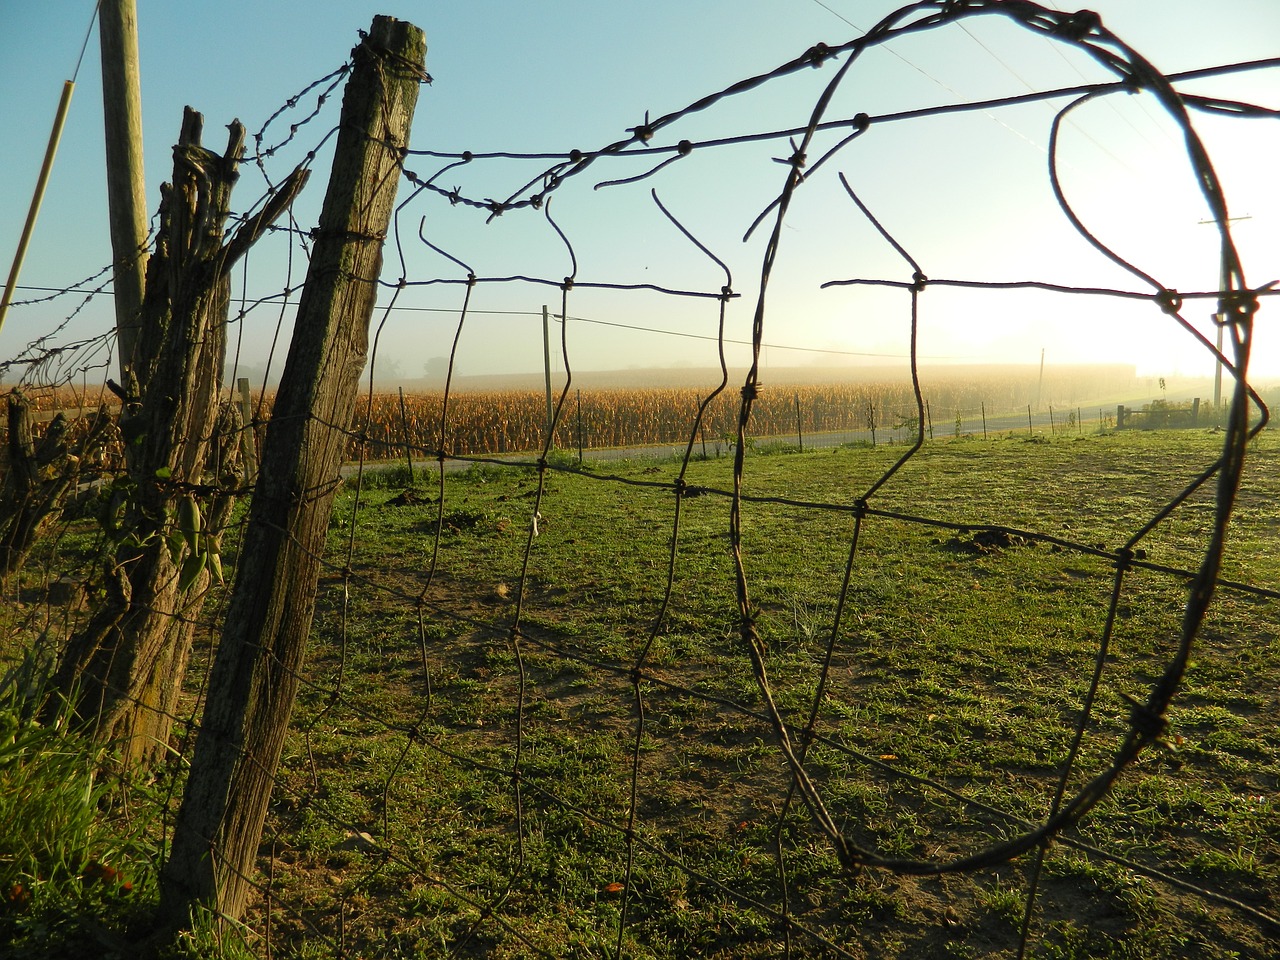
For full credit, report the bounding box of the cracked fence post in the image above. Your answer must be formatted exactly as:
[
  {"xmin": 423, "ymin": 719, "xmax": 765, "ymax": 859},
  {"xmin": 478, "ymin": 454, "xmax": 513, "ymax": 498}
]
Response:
[
  {"xmin": 161, "ymin": 17, "xmax": 425, "ymax": 925},
  {"xmin": 49, "ymin": 108, "xmax": 308, "ymax": 769}
]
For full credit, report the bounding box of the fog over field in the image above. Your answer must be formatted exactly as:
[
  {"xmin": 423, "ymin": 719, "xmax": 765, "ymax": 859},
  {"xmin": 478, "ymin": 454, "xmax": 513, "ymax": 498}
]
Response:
[{"xmin": 355, "ymin": 362, "xmax": 1176, "ymax": 406}]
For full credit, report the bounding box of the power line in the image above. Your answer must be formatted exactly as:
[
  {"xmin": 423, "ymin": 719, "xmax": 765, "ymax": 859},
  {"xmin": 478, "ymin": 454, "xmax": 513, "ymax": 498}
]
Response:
[
  {"xmin": 9, "ymin": 284, "xmax": 966, "ymax": 361},
  {"xmin": 953, "ymin": 17, "xmax": 1134, "ymax": 171},
  {"xmin": 804, "ymin": 0, "xmax": 955, "ymax": 92},
  {"xmin": 805, "ymin": 0, "xmax": 1180, "ymax": 174},
  {"xmin": 75, "ymin": 2, "xmax": 102, "ymax": 83},
  {"xmin": 805, "ymin": 0, "xmax": 1053, "ymax": 157},
  {"xmin": 551, "ymin": 312, "xmax": 969, "ymax": 361},
  {"xmin": 1036, "ymin": 0, "xmax": 1179, "ymax": 153}
]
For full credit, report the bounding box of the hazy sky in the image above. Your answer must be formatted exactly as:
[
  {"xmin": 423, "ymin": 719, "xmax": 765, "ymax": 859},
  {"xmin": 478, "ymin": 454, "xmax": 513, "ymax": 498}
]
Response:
[{"xmin": 2, "ymin": 1, "xmax": 1277, "ymax": 391}]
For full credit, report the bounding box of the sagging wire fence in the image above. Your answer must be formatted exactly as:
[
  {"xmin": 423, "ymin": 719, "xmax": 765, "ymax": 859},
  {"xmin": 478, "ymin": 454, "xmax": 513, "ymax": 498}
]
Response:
[{"xmin": 2, "ymin": 3, "xmax": 1279, "ymax": 958}]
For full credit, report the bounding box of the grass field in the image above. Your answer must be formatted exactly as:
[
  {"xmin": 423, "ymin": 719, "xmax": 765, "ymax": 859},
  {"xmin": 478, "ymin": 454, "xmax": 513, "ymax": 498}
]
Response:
[{"xmin": 2, "ymin": 427, "xmax": 1278, "ymax": 959}]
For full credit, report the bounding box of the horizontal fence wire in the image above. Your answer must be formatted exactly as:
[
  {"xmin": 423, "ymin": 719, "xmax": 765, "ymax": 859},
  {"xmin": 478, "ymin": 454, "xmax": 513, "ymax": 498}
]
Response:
[{"xmin": 2, "ymin": 2, "xmax": 1278, "ymax": 959}]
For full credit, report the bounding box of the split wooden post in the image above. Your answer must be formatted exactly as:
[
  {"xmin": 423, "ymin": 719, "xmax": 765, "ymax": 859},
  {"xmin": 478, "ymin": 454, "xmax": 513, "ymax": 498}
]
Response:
[
  {"xmin": 162, "ymin": 16, "xmax": 426, "ymax": 924},
  {"xmin": 49, "ymin": 109, "xmax": 308, "ymax": 768}
]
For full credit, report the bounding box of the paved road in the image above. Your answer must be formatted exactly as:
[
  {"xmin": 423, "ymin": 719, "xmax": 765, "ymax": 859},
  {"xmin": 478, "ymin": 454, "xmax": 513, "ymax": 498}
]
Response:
[{"xmin": 343, "ymin": 397, "xmax": 1205, "ymax": 478}]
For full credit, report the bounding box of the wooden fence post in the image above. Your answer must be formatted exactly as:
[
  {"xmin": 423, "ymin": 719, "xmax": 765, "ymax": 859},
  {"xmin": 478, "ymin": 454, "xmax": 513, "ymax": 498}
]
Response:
[
  {"xmin": 576, "ymin": 388, "xmax": 584, "ymax": 462},
  {"xmin": 48, "ymin": 110, "xmax": 307, "ymax": 767},
  {"xmin": 236, "ymin": 377, "xmax": 256, "ymax": 484},
  {"xmin": 398, "ymin": 385, "xmax": 415, "ymax": 481},
  {"xmin": 0, "ymin": 396, "xmax": 115, "ymax": 582},
  {"xmin": 161, "ymin": 16, "xmax": 426, "ymax": 925},
  {"xmin": 794, "ymin": 393, "xmax": 804, "ymax": 451}
]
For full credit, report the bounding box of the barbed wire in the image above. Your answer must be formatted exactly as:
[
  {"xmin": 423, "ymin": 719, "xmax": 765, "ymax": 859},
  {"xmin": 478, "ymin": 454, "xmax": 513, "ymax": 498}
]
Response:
[{"xmin": 396, "ymin": 58, "xmax": 1280, "ymax": 220}]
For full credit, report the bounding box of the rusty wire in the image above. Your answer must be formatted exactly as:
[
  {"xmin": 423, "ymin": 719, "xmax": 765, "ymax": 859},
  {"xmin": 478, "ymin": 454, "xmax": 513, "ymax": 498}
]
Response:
[{"xmin": 3, "ymin": 1, "xmax": 1277, "ymax": 957}]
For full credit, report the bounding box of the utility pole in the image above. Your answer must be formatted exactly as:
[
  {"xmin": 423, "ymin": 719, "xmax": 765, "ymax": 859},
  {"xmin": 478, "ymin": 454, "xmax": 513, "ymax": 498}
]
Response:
[
  {"xmin": 1198, "ymin": 215, "xmax": 1251, "ymax": 412},
  {"xmin": 99, "ymin": 0, "xmax": 149, "ymax": 381},
  {"xmin": 542, "ymin": 304, "xmax": 554, "ymax": 439},
  {"xmin": 1036, "ymin": 347, "xmax": 1045, "ymax": 411}
]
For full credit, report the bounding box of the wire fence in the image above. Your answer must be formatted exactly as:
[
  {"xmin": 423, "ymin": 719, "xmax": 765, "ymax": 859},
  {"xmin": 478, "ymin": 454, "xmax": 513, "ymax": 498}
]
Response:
[
  {"xmin": 3, "ymin": 2, "xmax": 1279, "ymax": 958},
  {"xmin": 344, "ymin": 387, "xmax": 1138, "ymax": 461}
]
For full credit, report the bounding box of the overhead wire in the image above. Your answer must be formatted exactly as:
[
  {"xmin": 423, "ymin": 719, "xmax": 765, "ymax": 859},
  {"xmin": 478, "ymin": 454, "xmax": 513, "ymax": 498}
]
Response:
[
  {"xmin": 803, "ymin": 0, "xmax": 1054, "ymax": 156},
  {"xmin": 76, "ymin": 2, "xmax": 102, "ymax": 83},
  {"xmin": 952, "ymin": 18, "xmax": 1136, "ymax": 170},
  {"xmin": 9, "ymin": 282, "xmax": 964, "ymax": 362},
  {"xmin": 804, "ymin": 0, "xmax": 1195, "ymax": 175},
  {"xmin": 1037, "ymin": 0, "xmax": 1181, "ymax": 151}
]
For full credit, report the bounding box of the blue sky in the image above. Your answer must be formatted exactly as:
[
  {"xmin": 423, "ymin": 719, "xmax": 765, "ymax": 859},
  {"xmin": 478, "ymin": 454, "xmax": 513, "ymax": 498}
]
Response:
[{"xmin": 2, "ymin": 1, "xmax": 1277, "ymax": 390}]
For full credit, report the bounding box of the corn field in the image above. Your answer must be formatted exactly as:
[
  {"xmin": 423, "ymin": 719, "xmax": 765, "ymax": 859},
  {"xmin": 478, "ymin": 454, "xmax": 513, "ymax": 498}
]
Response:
[
  {"xmin": 3, "ymin": 364, "xmax": 1142, "ymax": 465},
  {"xmin": 346, "ymin": 366, "xmax": 1136, "ymax": 459}
]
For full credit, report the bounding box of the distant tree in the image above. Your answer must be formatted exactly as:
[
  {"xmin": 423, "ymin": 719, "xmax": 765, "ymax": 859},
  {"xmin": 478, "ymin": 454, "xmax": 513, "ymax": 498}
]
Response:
[{"xmin": 424, "ymin": 355, "xmax": 449, "ymax": 380}]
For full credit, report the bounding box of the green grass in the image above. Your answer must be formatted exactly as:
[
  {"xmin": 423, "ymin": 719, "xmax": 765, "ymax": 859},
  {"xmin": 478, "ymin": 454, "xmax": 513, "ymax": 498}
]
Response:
[
  {"xmin": 0, "ymin": 653, "xmax": 168, "ymax": 960},
  {"xmin": 3, "ymin": 428, "xmax": 1278, "ymax": 958}
]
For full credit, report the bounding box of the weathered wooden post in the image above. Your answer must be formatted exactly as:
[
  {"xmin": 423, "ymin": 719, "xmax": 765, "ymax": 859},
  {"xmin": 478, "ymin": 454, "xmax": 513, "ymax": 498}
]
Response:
[
  {"xmin": 576, "ymin": 387, "xmax": 584, "ymax": 462},
  {"xmin": 398, "ymin": 385, "xmax": 415, "ymax": 480},
  {"xmin": 697, "ymin": 393, "xmax": 707, "ymax": 458},
  {"xmin": 795, "ymin": 393, "xmax": 803, "ymax": 451},
  {"xmin": 161, "ymin": 16, "xmax": 426, "ymax": 924},
  {"xmin": 0, "ymin": 396, "xmax": 114, "ymax": 582},
  {"xmin": 99, "ymin": 0, "xmax": 149, "ymax": 380},
  {"xmin": 237, "ymin": 377, "xmax": 257, "ymax": 483},
  {"xmin": 49, "ymin": 110, "xmax": 307, "ymax": 767}
]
